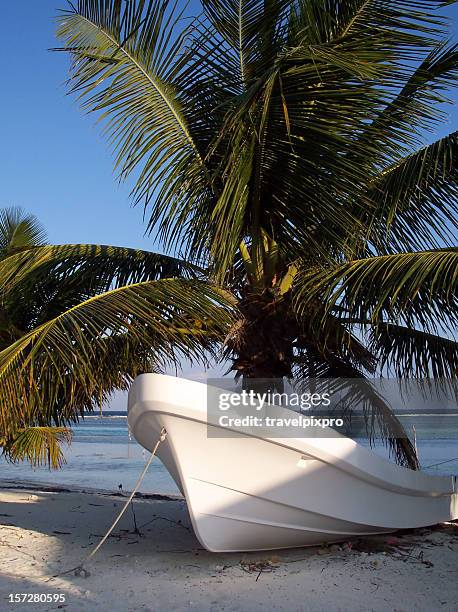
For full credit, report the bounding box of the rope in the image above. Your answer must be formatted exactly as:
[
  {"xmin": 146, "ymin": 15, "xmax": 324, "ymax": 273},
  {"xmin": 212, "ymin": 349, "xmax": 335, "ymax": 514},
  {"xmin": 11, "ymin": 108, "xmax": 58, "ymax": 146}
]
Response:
[
  {"xmin": 423, "ymin": 456, "xmax": 458, "ymax": 469},
  {"xmin": 53, "ymin": 427, "xmax": 167, "ymax": 579}
]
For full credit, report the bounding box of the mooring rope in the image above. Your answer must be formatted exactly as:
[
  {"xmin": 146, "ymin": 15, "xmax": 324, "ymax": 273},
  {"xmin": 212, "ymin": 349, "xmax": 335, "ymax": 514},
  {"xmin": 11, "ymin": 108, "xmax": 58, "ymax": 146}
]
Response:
[
  {"xmin": 423, "ymin": 456, "xmax": 458, "ymax": 469},
  {"xmin": 52, "ymin": 427, "xmax": 167, "ymax": 579}
]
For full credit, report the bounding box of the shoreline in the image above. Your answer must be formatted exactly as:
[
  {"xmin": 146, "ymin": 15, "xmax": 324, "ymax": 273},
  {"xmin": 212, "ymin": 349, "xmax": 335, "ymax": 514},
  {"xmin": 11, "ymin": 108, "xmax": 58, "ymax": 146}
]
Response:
[
  {"xmin": 0, "ymin": 478, "xmax": 183, "ymax": 502},
  {"xmin": 0, "ymin": 485, "xmax": 457, "ymax": 611}
]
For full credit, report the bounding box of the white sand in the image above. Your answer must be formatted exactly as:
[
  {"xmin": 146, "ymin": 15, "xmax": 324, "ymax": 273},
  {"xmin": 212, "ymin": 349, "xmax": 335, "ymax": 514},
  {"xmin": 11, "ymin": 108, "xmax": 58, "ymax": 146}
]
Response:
[{"xmin": 0, "ymin": 484, "xmax": 457, "ymax": 612}]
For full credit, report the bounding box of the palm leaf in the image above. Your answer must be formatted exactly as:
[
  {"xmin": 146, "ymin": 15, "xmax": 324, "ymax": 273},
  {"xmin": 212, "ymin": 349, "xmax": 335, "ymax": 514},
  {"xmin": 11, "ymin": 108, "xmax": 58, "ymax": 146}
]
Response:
[
  {"xmin": 351, "ymin": 40, "xmax": 458, "ymax": 165},
  {"xmin": 55, "ymin": 0, "xmax": 214, "ymax": 249},
  {"xmin": 2, "ymin": 427, "xmax": 72, "ymax": 469},
  {"xmin": 295, "ymin": 249, "xmax": 458, "ymax": 333},
  {"xmin": 0, "ymin": 278, "xmax": 234, "ymax": 434},
  {"xmin": 292, "ymin": 350, "xmax": 418, "ymax": 469},
  {"xmin": 0, "ymin": 207, "xmax": 47, "ymax": 257},
  {"xmin": 289, "ymin": 0, "xmax": 446, "ymax": 49},
  {"xmin": 366, "ymin": 131, "xmax": 458, "ymax": 251},
  {"xmin": 201, "ymin": 0, "xmax": 290, "ymax": 88},
  {"xmin": 0, "ymin": 243, "xmax": 200, "ymax": 290},
  {"xmin": 0, "ymin": 244, "xmax": 203, "ymax": 350},
  {"xmin": 370, "ymin": 323, "xmax": 458, "ymax": 378}
]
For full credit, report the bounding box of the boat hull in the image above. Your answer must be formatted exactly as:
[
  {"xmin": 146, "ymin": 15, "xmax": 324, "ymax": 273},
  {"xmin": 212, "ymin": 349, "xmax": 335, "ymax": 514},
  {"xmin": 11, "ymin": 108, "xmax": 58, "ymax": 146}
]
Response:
[{"xmin": 127, "ymin": 374, "xmax": 457, "ymax": 552}]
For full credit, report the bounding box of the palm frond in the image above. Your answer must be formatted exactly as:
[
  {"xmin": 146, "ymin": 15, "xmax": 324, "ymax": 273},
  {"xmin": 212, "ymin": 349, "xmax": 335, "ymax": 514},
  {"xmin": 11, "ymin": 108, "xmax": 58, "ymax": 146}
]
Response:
[
  {"xmin": 366, "ymin": 131, "xmax": 458, "ymax": 251},
  {"xmin": 1, "ymin": 427, "xmax": 72, "ymax": 469},
  {"xmin": 370, "ymin": 323, "xmax": 458, "ymax": 378},
  {"xmin": 352, "ymin": 40, "xmax": 458, "ymax": 165},
  {"xmin": 289, "ymin": 0, "xmax": 446, "ymax": 50},
  {"xmin": 55, "ymin": 0, "xmax": 214, "ymax": 248},
  {"xmin": 0, "ymin": 244, "xmax": 202, "ymax": 347},
  {"xmin": 0, "ymin": 207, "xmax": 47, "ymax": 257},
  {"xmin": 201, "ymin": 0, "xmax": 289, "ymax": 87},
  {"xmin": 292, "ymin": 351, "xmax": 419, "ymax": 469},
  {"xmin": 0, "ymin": 278, "xmax": 234, "ymax": 433},
  {"xmin": 0, "ymin": 243, "xmax": 200, "ymax": 291},
  {"xmin": 296, "ymin": 315, "xmax": 377, "ymax": 375},
  {"xmin": 295, "ymin": 249, "xmax": 458, "ymax": 334}
]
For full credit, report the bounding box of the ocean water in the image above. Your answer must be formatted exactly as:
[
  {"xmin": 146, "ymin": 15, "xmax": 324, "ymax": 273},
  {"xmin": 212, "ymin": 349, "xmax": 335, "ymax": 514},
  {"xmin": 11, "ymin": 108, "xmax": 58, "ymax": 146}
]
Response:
[
  {"xmin": 0, "ymin": 414, "xmax": 181, "ymax": 495},
  {"xmin": 0, "ymin": 413, "xmax": 457, "ymax": 495}
]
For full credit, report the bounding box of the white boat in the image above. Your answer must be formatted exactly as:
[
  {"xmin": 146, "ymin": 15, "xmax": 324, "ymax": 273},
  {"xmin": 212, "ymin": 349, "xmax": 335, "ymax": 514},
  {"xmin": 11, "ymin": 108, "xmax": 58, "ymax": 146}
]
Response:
[{"xmin": 127, "ymin": 373, "xmax": 458, "ymax": 552}]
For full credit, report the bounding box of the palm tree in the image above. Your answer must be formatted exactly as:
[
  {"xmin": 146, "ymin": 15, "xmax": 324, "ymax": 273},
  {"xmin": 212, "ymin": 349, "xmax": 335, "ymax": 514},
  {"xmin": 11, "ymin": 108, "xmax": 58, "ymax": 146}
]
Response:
[{"xmin": 1, "ymin": 0, "xmax": 457, "ymax": 469}]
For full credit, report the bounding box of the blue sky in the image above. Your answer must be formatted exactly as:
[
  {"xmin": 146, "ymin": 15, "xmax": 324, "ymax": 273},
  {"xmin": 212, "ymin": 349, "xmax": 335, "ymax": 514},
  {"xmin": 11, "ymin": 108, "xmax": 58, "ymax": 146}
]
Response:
[{"xmin": 1, "ymin": 1, "xmax": 457, "ymax": 253}]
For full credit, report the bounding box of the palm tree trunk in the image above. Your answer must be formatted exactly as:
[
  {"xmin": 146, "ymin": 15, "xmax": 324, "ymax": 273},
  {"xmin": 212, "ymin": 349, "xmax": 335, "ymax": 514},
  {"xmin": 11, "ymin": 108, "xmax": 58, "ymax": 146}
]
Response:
[{"xmin": 230, "ymin": 290, "xmax": 297, "ymax": 393}]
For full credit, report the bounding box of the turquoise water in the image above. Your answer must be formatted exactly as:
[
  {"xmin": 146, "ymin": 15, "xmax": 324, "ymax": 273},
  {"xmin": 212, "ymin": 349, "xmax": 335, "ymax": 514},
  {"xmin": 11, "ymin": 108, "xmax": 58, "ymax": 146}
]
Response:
[
  {"xmin": 0, "ymin": 414, "xmax": 181, "ymax": 495},
  {"xmin": 0, "ymin": 413, "xmax": 457, "ymax": 494}
]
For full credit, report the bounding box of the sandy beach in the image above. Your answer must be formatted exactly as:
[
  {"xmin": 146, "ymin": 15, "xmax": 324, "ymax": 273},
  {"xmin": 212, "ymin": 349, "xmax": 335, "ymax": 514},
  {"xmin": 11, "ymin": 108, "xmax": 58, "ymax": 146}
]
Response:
[{"xmin": 0, "ymin": 484, "xmax": 456, "ymax": 612}]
